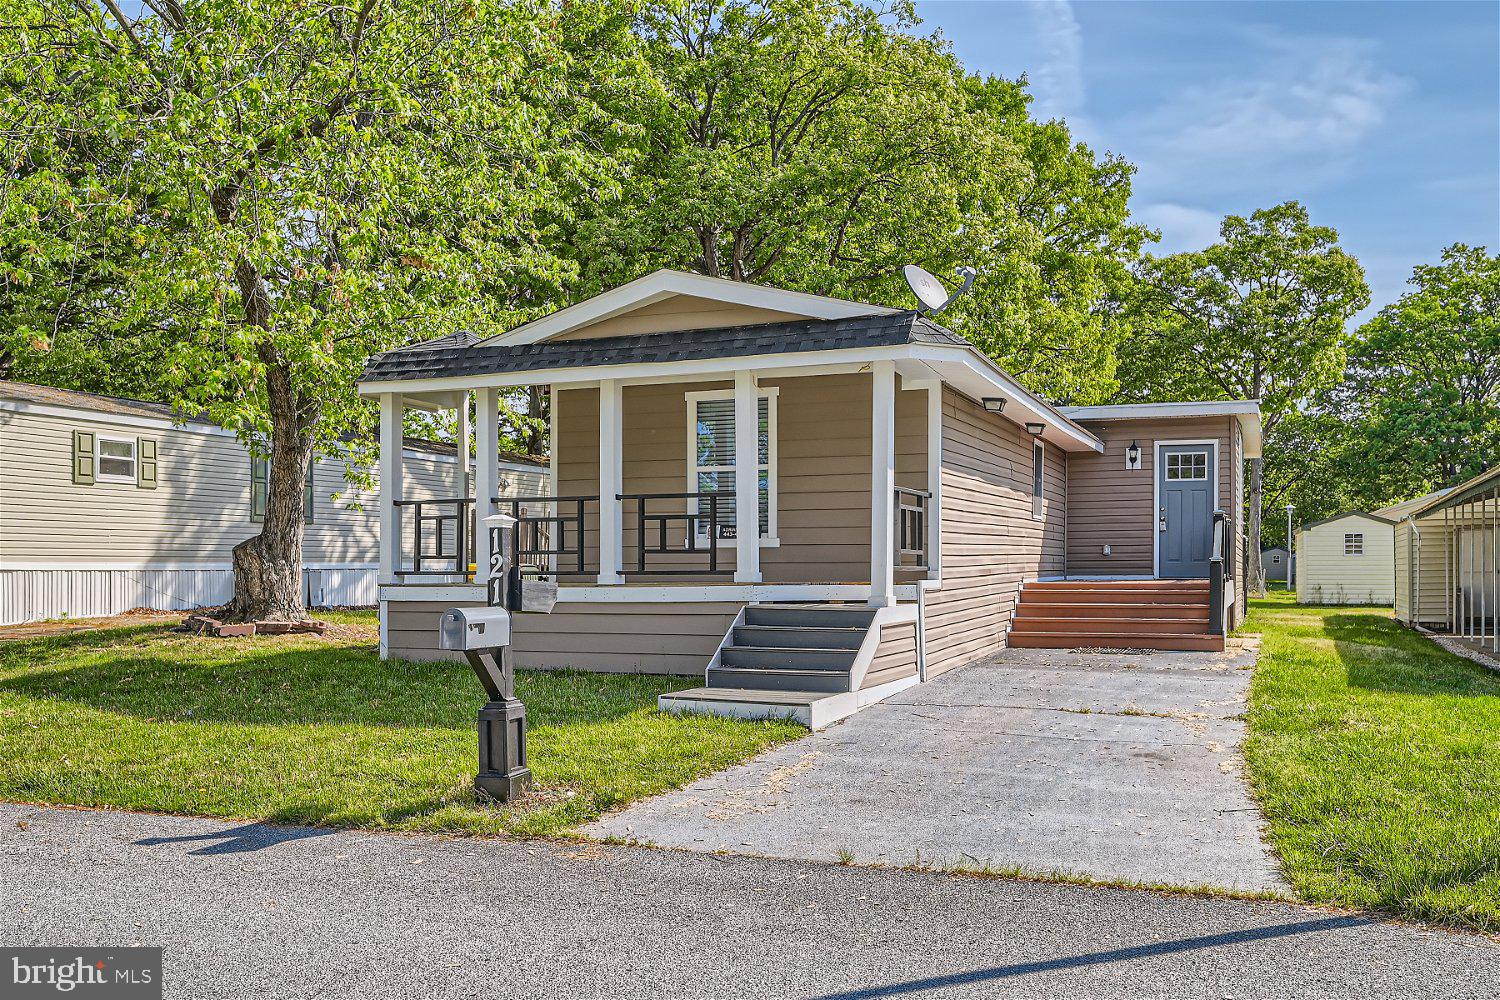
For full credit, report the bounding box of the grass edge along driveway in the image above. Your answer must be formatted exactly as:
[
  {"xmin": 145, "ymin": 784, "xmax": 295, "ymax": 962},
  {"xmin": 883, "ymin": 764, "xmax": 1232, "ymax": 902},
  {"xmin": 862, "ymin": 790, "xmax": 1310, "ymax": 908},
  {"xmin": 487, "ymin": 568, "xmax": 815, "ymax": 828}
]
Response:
[
  {"xmin": 1241, "ymin": 593, "xmax": 1500, "ymax": 933},
  {"xmin": 0, "ymin": 611, "xmax": 802, "ymax": 838}
]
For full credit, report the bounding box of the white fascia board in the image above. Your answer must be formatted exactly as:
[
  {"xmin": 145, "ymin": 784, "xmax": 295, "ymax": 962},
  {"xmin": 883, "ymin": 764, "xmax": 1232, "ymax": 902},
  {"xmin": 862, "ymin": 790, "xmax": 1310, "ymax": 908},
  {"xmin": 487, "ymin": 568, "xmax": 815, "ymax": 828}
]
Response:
[
  {"xmin": 0, "ymin": 399, "xmax": 234, "ymax": 438},
  {"xmin": 908, "ymin": 346, "xmax": 1103, "ymax": 453},
  {"xmin": 480, "ymin": 269, "xmax": 898, "ymax": 347},
  {"xmin": 1062, "ymin": 399, "xmax": 1264, "ymax": 459}
]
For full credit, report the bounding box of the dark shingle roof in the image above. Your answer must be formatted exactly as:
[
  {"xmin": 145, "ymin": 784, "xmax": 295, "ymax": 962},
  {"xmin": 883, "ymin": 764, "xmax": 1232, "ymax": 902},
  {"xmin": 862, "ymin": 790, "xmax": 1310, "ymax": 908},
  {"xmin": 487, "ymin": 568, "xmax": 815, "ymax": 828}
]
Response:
[{"xmin": 361, "ymin": 312, "xmax": 970, "ymax": 384}]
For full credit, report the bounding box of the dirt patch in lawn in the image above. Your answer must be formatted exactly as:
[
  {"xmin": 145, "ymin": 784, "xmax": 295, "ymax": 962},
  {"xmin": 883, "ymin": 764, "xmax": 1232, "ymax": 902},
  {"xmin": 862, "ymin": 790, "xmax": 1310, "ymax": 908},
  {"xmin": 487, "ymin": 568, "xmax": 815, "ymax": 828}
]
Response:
[{"xmin": 0, "ymin": 610, "xmax": 187, "ymax": 642}]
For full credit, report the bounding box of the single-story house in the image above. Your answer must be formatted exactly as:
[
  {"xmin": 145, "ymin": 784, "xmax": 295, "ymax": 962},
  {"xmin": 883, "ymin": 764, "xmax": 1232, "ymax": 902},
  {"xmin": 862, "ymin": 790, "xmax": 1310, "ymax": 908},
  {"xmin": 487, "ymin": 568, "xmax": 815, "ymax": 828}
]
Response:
[
  {"xmin": 0, "ymin": 380, "xmax": 548, "ymax": 625},
  {"xmin": 1261, "ymin": 547, "xmax": 1290, "ymax": 584},
  {"xmin": 1392, "ymin": 467, "xmax": 1498, "ymax": 653},
  {"xmin": 357, "ymin": 269, "xmax": 1260, "ymax": 726},
  {"xmin": 1294, "ymin": 511, "xmax": 1396, "ymax": 605}
]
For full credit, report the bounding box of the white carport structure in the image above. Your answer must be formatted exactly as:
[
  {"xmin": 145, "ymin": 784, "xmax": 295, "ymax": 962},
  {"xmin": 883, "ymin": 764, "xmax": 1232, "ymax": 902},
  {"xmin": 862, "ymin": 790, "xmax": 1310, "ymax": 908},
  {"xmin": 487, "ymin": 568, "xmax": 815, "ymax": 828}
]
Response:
[{"xmin": 1396, "ymin": 466, "xmax": 1500, "ymax": 652}]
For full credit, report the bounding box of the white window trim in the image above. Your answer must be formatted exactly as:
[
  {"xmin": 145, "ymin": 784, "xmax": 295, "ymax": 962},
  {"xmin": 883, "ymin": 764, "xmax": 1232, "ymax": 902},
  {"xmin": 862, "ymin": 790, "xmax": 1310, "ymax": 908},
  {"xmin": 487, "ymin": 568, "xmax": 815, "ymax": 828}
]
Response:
[
  {"xmin": 685, "ymin": 386, "xmax": 780, "ymax": 546},
  {"xmin": 1031, "ymin": 439, "xmax": 1046, "ymax": 521},
  {"xmin": 1344, "ymin": 532, "xmax": 1365, "ymax": 556},
  {"xmin": 95, "ymin": 433, "xmax": 138, "ymax": 484}
]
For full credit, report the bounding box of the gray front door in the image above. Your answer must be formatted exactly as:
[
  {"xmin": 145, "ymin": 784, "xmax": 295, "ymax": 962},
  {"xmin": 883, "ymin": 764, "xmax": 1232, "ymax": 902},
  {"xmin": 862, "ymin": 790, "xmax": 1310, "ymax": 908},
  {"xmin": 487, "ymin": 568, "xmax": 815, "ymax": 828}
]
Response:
[{"xmin": 1158, "ymin": 445, "xmax": 1214, "ymax": 578}]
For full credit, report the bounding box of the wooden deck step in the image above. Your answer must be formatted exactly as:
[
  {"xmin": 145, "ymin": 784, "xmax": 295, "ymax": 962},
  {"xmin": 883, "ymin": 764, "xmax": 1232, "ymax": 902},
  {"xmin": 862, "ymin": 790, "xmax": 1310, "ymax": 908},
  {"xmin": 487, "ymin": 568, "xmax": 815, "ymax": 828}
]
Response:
[
  {"xmin": 1013, "ymin": 602, "xmax": 1211, "ymax": 620},
  {"xmin": 1008, "ymin": 631, "xmax": 1225, "ymax": 652},
  {"xmin": 1010, "ymin": 616, "xmax": 1213, "ymax": 636}
]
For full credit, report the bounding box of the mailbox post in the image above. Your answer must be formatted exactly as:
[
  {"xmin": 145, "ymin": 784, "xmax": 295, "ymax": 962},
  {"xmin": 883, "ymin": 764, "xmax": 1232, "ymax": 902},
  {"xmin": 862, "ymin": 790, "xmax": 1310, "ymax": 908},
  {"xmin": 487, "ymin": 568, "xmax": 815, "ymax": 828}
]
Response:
[{"xmin": 438, "ymin": 512, "xmax": 553, "ymax": 803}]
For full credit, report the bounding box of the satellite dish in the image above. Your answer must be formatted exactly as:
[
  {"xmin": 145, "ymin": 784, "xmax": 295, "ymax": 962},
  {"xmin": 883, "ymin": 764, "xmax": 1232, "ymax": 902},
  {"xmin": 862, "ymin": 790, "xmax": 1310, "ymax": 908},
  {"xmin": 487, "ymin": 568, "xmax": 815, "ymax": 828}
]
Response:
[{"xmin": 903, "ymin": 264, "xmax": 977, "ymax": 317}]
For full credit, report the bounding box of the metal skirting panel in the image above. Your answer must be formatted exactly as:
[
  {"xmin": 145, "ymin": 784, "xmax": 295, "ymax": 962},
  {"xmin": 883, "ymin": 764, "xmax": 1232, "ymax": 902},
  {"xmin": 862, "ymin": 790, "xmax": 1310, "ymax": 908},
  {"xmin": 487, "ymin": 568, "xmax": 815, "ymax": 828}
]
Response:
[{"xmin": 0, "ymin": 566, "xmax": 378, "ymax": 625}]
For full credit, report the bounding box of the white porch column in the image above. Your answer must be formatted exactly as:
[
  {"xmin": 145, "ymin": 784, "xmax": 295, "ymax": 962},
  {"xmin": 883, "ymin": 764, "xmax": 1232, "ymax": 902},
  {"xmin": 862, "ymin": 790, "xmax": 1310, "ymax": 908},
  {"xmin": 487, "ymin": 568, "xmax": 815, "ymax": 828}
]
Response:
[
  {"xmin": 598, "ymin": 379, "xmax": 624, "ymax": 584},
  {"xmin": 869, "ymin": 361, "xmax": 897, "ymax": 607},
  {"xmin": 733, "ymin": 370, "xmax": 762, "ymax": 583},
  {"xmin": 456, "ymin": 391, "xmax": 472, "ymax": 498},
  {"xmin": 474, "ymin": 387, "xmax": 500, "ymax": 586},
  {"xmin": 378, "ymin": 392, "xmax": 404, "ymax": 585}
]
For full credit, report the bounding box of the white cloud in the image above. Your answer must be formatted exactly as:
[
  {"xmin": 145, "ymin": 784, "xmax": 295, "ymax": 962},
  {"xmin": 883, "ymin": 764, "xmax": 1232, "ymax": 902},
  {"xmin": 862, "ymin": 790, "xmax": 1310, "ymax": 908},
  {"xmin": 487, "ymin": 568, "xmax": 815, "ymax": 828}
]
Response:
[
  {"xmin": 1134, "ymin": 203, "xmax": 1224, "ymax": 253},
  {"xmin": 1023, "ymin": 0, "xmax": 1085, "ymax": 122},
  {"xmin": 1124, "ymin": 37, "xmax": 1409, "ymax": 194}
]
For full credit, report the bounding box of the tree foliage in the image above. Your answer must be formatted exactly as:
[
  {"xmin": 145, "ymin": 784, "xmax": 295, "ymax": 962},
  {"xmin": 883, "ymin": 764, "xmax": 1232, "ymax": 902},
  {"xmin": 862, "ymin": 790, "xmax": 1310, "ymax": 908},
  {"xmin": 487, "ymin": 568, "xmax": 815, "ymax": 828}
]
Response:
[
  {"xmin": 2, "ymin": 0, "xmax": 628, "ymax": 618},
  {"xmin": 570, "ymin": 0, "xmax": 1149, "ymax": 403},
  {"xmin": 1333, "ymin": 243, "xmax": 1500, "ymax": 500},
  {"xmin": 1119, "ymin": 202, "xmax": 1369, "ymax": 591}
]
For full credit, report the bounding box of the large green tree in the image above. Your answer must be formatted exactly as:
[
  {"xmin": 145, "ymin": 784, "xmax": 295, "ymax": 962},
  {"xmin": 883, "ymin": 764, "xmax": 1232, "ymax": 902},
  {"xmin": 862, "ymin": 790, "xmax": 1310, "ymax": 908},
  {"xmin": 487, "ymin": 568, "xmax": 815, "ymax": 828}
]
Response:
[
  {"xmin": 1333, "ymin": 244, "xmax": 1500, "ymax": 499},
  {"xmin": 1119, "ymin": 202, "xmax": 1369, "ymax": 594},
  {"xmin": 2, "ymin": 0, "xmax": 627, "ymax": 620},
  {"xmin": 569, "ymin": 0, "xmax": 1149, "ymax": 403}
]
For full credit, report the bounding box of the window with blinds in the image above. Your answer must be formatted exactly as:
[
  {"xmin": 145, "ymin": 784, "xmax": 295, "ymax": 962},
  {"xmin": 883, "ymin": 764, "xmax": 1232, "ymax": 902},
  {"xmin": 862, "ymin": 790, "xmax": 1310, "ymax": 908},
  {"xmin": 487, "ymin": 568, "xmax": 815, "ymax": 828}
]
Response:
[{"xmin": 691, "ymin": 394, "xmax": 774, "ymax": 539}]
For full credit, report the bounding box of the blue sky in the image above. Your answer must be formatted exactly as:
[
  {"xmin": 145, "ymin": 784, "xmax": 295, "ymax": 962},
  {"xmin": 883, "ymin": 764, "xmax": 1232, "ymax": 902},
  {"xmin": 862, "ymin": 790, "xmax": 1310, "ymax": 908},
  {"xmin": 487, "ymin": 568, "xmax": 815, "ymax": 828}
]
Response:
[{"xmin": 914, "ymin": 0, "xmax": 1500, "ymax": 319}]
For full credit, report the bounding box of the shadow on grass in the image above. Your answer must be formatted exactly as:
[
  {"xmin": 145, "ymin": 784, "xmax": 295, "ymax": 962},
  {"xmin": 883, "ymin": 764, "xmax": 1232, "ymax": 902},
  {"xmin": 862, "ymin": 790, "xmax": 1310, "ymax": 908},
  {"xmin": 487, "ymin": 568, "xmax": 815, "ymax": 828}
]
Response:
[
  {"xmin": 1324, "ymin": 613, "xmax": 1500, "ymax": 699},
  {"xmin": 0, "ymin": 628, "xmax": 688, "ymax": 730}
]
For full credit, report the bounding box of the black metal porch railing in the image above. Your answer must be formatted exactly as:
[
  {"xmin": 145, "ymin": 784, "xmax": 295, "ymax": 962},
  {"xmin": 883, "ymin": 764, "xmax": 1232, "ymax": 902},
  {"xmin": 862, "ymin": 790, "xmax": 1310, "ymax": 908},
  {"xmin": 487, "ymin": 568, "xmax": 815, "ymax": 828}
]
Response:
[
  {"xmin": 1208, "ymin": 508, "xmax": 1230, "ymax": 635},
  {"xmin": 501, "ymin": 495, "xmax": 597, "ymax": 578},
  {"xmin": 895, "ymin": 486, "xmax": 931, "ymax": 571},
  {"xmin": 394, "ymin": 498, "xmax": 474, "ymax": 578},
  {"xmin": 619, "ymin": 490, "xmax": 735, "ymax": 576}
]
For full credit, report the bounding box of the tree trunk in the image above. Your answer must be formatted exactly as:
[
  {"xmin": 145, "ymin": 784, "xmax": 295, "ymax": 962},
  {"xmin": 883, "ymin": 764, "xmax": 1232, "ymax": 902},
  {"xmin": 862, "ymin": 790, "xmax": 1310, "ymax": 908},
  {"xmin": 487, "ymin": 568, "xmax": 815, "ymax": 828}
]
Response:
[
  {"xmin": 525, "ymin": 385, "xmax": 548, "ymax": 455},
  {"xmin": 1247, "ymin": 456, "xmax": 1267, "ymax": 598},
  {"xmin": 224, "ymin": 359, "xmax": 315, "ymax": 622}
]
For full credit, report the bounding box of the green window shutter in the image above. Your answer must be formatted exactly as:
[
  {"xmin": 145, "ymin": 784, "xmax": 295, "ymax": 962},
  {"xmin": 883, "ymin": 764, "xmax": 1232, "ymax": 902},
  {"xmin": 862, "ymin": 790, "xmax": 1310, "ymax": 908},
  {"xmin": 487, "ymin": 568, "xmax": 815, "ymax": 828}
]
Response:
[
  {"xmin": 304, "ymin": 465, "xmax": 316, "ymax": 524},
  {"xmin": 136, "ymin": 438, "xmax": 158, "ymax": 489},
  {"xmin": 250, "ymin": 456, "xmax": 267, "ymax": 522},
  {"xmin": 72, "ymin": 430, "xmax": 96, "ymax": 485}
]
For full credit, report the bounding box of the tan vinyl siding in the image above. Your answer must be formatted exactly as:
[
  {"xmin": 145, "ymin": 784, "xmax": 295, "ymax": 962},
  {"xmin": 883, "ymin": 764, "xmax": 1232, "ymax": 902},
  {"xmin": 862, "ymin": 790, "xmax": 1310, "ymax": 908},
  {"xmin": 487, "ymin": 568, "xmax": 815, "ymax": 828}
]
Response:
[
  {"xmin": 383, "ymin": 598, "xmax": 743, "ymax": 674},
  {"xmin": 554, "ymin": 295, "xmax": 805, "ymax": 341},
  {"xmin": 923, "ymin": 387, "xmax": 1066, "ymax": 675},
  {"xmin": 555, "ymin": 372, "xmax": 926, "ymax": 584},
  {"xmin": 1295, "ymin": 515, "xmax": 1395, "ymax": 605},
  {"xmin": 1395, "ymin": 519, "xmax": 1413, "ymax": 621},
  {"xmin": 863, "ymin": 619, "xmax": 917, "ymax": 689},
  {"xmin": 1064, "ymin": 416, "xmax": 1234, "ymax": 577}
]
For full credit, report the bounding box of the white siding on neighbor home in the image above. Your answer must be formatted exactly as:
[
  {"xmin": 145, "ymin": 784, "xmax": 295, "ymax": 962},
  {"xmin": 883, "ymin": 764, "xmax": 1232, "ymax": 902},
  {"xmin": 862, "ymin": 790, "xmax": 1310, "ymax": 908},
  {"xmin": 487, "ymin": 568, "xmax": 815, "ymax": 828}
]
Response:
[
  {"xmin": 0, "ymin": 402, "xmax": 547, "ymax": 624},
  {"xmin": 1296, "ymin": 514, "xmax": 1395, "ymax": 605}
]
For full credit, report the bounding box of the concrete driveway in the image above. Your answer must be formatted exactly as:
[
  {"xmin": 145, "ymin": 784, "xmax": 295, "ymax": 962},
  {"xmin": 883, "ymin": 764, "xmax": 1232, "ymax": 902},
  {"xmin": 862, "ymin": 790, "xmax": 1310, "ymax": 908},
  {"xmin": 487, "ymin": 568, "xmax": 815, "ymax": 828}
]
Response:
[{"xmin": 587, "ymin": 640, "xmax": 1285, "ymax": 893}]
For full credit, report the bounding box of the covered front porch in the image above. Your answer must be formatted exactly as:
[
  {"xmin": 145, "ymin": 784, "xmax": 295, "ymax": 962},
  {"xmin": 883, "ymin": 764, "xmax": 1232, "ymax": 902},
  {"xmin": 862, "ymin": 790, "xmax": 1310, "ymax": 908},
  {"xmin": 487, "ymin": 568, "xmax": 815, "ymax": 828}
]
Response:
[{"xmin": 374, "ymin": 363, "xmax": 941, "ymax": 610}]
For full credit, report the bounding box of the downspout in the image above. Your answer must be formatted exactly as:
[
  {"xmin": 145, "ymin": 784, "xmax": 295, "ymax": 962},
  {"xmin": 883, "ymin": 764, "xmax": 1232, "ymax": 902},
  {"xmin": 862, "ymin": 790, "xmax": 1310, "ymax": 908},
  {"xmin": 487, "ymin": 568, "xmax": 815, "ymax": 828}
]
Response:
[{"xmin": 915, "ymin": 583, "xmax": 928, "ymax": 682}]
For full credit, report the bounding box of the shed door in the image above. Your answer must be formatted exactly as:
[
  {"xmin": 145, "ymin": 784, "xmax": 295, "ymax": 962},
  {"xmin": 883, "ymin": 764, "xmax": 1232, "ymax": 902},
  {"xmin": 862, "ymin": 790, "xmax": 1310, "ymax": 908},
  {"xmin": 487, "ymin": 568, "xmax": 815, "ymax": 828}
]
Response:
[{"xmin": 1158, "ymin": 445, "xmax": 1214, "ymax": 579}]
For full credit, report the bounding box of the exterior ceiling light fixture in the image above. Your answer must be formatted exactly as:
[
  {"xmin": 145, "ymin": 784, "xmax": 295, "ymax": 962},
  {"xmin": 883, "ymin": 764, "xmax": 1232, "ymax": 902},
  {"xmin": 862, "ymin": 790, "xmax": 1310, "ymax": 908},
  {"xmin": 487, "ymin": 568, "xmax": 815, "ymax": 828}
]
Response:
[
  {"xmin": 982, "ymin": 397, "xmax": 1007, "ymax": 413},
  {"xmin": 1025, "ymin": 422, "xmax": 1046, "ymax": 436}
]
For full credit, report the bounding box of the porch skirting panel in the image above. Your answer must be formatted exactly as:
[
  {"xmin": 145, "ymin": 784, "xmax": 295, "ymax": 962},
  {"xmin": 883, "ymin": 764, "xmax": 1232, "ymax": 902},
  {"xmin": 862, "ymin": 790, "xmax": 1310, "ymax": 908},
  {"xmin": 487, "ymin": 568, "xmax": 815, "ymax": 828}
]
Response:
[
  {"xmin": 0, "ymin": 565, "xmax": 379, "ymax": 626},
  {"xmin": 382, "ymin": 598, "xmax": 747, "ymax": 675}
]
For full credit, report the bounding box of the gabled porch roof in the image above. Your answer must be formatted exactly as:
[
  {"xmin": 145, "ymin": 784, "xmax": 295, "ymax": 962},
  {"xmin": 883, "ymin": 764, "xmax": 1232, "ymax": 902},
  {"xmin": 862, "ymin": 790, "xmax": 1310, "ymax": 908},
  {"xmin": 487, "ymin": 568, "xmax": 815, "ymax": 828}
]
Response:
[{"xmin": 357, "ymin": 274, "xmax": 1104, "ymax": 454}]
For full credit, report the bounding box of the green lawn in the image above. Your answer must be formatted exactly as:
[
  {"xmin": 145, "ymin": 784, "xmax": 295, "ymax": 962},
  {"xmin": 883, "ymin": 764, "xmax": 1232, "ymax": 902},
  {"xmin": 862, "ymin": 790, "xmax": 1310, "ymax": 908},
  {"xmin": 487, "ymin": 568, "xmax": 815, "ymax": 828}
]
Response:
[
  {"xmin": 1241, "ymin": 593, "xmax": 1500, "ymax": 932},
  {"xmin": 0, "ymin": 611, "xmax": 802, "ymax": 837}
]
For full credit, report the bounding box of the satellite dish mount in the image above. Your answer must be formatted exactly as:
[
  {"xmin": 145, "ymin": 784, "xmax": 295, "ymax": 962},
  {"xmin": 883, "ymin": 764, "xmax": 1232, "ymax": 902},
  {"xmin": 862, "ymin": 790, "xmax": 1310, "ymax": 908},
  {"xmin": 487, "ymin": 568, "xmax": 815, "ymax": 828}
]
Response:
[{"xmin": 903, "ymin": 264, "xmax": 977, "ymax": 317}]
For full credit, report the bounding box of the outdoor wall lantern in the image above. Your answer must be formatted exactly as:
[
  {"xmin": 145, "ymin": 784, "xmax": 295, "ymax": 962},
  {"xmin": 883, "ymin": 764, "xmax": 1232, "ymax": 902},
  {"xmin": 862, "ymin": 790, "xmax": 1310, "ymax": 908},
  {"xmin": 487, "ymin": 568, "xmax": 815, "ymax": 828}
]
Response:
[
  {"xmin": 1025, "ymin": 421, "xmax": 1046, "ymax": 436},
  {"xmin": 982, "ymin": 397, "xmax": 1007, "ymax": 413},
  {"xmin": 1126, "ymin": 440, "xmax": 1142, "ymax": 470}
]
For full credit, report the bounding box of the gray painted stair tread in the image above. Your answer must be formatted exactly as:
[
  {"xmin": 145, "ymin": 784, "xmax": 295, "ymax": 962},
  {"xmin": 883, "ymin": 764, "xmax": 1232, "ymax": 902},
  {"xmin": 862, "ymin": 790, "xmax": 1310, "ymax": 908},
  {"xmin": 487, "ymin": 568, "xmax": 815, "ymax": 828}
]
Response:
[{"xmin": 659, "ymin": 687, "xmax": 832, "ymax": 706}]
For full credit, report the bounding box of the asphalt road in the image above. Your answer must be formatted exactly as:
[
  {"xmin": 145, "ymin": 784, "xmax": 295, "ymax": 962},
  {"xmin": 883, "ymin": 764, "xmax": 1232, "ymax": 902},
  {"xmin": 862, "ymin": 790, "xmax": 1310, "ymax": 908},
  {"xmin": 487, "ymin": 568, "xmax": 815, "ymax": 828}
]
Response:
[{"xmin": 2, "ymin": 803, "xmax": 1496, "ymax": 999}]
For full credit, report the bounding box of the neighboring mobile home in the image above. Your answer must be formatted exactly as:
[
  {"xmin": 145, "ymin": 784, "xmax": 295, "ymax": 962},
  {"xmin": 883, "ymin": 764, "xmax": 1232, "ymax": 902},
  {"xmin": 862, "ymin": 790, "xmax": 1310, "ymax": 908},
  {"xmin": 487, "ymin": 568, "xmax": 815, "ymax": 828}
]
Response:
[
  {"xmin": 357, "ymin": 270, "xmax": 1260, "ymax": 727},
  {"xmin": 1393, "ymin": 468, "xmax": 1499, "ymax": 654},
  {"xmin": 1294, "ymin": 512, "xmax": 1396, "ymax": 605},
  {"xmin": 0, "ymin": 381, "xmax": 547, "ymax": 625}
]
